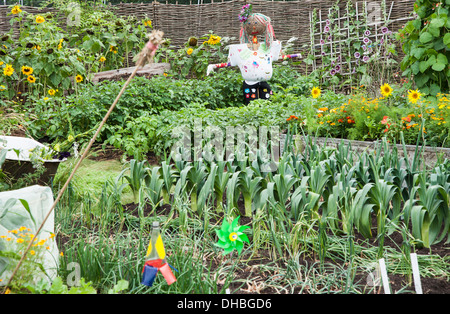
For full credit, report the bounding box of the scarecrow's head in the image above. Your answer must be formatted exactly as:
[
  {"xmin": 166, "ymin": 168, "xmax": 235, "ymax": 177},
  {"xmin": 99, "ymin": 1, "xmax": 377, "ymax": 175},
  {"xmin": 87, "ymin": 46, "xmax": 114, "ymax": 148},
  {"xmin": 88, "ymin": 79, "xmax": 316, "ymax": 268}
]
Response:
[{"xmin": 238, "ymin": 5, "xmax": 275, "ymax": 48}]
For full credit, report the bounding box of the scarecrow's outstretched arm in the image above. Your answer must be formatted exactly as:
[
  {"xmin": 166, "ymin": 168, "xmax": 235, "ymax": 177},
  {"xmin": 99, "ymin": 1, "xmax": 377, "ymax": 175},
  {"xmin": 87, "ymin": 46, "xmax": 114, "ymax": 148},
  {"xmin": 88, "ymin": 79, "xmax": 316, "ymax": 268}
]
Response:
[
  {"xmin": 207, "ymin": 62, "xmax": 231, "ymax": 76},
  {"xmin": 281, "ymin": 53, "xmax": 302, "ymax": 60}
]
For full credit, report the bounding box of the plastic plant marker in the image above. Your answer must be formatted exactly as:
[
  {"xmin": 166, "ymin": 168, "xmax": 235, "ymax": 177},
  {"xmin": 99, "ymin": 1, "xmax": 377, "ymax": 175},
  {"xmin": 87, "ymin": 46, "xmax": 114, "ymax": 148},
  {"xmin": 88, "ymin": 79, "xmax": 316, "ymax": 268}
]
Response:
[
  {"xmin": 410, "ymin": 253, "xmax": 423, "ymax": 294},
  {"xmin": 378, "ymin": 258, "xmax": 391, "ymax": 294}
]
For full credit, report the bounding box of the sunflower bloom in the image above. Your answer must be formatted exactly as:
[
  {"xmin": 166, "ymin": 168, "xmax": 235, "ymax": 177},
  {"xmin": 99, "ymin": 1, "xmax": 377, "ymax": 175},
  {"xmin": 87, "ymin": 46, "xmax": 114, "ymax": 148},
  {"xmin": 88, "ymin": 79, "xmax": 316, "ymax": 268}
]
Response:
[
  {"xmin": 21, "ymin": 66, "xmax": 33, "ymax": 76},
  {"xmin": 99, "ymin": 56, "xmax": 106, "ymax": 62},
  {"xmin": 207, "ymin": 35, "xmax": 221, "ymax": 45},
  {"xmin": 36, "ymin": 16, "xmax": 45, "ymax": 23},
  {"xmin": 11, "ymin": 5, "xmax": 22, "ymax": 14},
  {"xmin": 3, "ymin": 64, "xmax": 14, "ymax": 76},
  {"xmin": 311, "ymin": 87, "xmax": 321, "ymax": 99},
  {"xmin": 186, "ymin": 48, "xmax": 193, "ymax": 55},
  {"xmin": 27, "ymin": 75, "xmax": 36, "ymax": 83},
  {"xmin": 407, "ymin": 89, "xmax": 421, "ymax": 104},
  {"xmin": 48, "ymin": 89, "xmax": 56, "ymax": 96},
  {"xmin": 380, "ymin": 83, "xmax": 393, "ymax": 97},
  {"xmin": 75, "ymin": 75, "xmax": 83, "ymax": 83}
]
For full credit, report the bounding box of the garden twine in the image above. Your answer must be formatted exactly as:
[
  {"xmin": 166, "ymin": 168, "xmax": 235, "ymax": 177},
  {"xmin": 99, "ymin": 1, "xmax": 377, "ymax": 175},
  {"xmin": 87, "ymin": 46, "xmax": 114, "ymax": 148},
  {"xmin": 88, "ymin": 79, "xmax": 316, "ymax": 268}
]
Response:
[{"xmin": 4, "ymin": 30, "xmax": 165, "ymax": 290}]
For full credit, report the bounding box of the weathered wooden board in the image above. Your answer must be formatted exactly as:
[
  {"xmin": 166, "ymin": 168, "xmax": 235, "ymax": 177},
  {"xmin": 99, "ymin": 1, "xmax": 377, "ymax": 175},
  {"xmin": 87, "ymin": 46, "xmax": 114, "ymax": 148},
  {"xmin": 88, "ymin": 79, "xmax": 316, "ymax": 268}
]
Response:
[{"xmin": 91, "ymin": 63, "xmax": 170, "ymax": 83}]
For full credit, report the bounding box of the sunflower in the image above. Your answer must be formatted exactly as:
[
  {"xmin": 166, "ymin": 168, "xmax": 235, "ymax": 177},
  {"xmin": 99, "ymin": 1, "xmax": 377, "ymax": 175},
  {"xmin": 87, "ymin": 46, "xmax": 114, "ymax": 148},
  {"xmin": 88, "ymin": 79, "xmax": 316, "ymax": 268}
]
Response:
[
  {"xmin": 11, "ymin": 5, "xmax": 22, "ymax": 14},
  {"xmin": 3, "ymin": 64, "xmax": 14, "ymax": 76},
  {"xmin": 207, "ymin": 35, "xmax": 221, "ymax": 45},
  {"xmin": 109, "ymin": 45, "xmax": 118, "ymax": 54},
  {"xmin": 99, "ymin": 56, "xmax": 106, "ymax": 62},
  {"xmin": 143, "ymin": 20, "xmax": 152, "ymax": 27},
  {"xmin": 380, "ymin": 83, "xmax": 393, "ymax": 97},
  {"xmin": 188, "ymin": 37, "xmax": 198, "ymax": 47},
  {"xmin": 407, "ymin": 89, "xmax": 422, "ymax": 104},
  {"xmin": 27, "ymin": 75, "xmax": 36, "ymax": 83},
  {"xmin": 21, "ymin": 66, "xmax": 33, "ymax": 76},
  {"xmin": 311, "ymin": 87, "xmax": 321, "ymax": 99},
  {"xmin": 75, "ymin": 75, "xmax": 83, "ymax": 83},
  {"xmin": 48, "ymin": 89, "xmax": 56, "ymax": 96},
  {"xmin": 36, "ymin": 16, "xmax": 45, "ymax": 23},
  {"xmin": 186, "ymin": 48, "xmax": 193, "ymax": 55}
]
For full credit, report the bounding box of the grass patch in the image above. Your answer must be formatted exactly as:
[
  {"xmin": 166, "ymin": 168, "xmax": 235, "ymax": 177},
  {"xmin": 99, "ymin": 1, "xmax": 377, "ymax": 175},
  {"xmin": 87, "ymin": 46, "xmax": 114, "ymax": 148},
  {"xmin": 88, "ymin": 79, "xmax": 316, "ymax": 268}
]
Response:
[{"xmin": 54, "ymin": 157, "xmax": 134, "ymax": 204}]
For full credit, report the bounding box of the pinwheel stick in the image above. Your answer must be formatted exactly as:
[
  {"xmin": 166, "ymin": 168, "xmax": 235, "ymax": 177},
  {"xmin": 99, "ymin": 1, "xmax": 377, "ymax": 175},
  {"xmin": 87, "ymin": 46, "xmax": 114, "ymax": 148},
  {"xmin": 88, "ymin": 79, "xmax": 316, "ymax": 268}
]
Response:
[{"xmin": 4, "ymin": 30, "xmax": 165, "ymax": 290}]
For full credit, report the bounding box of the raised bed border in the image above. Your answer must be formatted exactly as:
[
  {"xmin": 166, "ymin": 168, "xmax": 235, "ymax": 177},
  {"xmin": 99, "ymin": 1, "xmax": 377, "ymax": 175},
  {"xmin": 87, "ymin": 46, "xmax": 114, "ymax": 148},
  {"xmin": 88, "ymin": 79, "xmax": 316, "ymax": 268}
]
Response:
[{"xmin": 281, "ymin": 134, "xmax": 450, "ymax": 167}]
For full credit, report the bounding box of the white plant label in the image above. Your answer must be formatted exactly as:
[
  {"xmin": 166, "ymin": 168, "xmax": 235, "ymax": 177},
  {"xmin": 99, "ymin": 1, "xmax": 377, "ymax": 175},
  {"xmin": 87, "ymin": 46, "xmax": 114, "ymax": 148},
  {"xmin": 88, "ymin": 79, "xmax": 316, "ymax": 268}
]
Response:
[
  {"xmin": 378, "ymin": 258, "xmax": 390, "ymax": 294},
  {"xmin": 410, "ymin": 253, "xmax": 423, "ymax": 294}
]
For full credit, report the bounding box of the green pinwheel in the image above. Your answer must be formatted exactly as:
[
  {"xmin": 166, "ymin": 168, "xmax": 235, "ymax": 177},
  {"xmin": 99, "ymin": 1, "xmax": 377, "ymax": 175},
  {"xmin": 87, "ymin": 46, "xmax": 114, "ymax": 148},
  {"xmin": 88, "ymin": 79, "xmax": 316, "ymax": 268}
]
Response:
[{"xmin": 215, "ymin": 216, "xmax": 250, "ymax": 255}]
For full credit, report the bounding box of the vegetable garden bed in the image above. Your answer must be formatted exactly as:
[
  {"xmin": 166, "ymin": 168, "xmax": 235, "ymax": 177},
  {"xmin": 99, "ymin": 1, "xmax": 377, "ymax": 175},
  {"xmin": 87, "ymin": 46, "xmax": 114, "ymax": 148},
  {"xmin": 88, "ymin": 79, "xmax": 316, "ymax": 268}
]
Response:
[{"xmin": 1, "ymin": 0, "xmax": 449, "ymax": 296}]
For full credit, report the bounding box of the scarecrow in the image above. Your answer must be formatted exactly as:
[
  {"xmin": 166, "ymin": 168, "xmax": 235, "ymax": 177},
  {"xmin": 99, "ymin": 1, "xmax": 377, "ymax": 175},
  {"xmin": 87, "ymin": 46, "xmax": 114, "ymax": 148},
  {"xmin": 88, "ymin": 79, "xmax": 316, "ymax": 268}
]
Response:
[{"xmin": 207, "ymin": 4, "xmax": 301, "ymax": 104}]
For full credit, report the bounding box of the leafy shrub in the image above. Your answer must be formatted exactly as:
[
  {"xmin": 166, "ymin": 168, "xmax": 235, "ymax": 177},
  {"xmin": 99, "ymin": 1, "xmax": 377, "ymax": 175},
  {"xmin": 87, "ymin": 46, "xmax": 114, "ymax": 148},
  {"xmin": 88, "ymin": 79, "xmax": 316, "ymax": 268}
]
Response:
[
  {"xmin": 24, "ymin": 66, "xmax": 312, "ymax": 144},
  {"xmin": 106, "ymin": 95, "xmax": 312, "ymax": 158},
  {"xmin": 157, "ymin": 32, "xmax": 230, "ymax": 79},
  {"xmin": 399, "ymin": 0, "xmax": 450, "ymax": 95},
  {"xmin": 0, "ymin": 2, "xmax": 148, "ymax": 101}
]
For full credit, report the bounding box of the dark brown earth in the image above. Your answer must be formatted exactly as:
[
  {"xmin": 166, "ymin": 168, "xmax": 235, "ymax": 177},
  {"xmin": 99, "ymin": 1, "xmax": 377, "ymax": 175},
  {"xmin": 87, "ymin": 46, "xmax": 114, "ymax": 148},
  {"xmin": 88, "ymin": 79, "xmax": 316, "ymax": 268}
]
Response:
[
  {"xmin": 56, "ymin": 145, "xmax": 447, "ymax": 294},
  {"xmin": 123, "ymin": 199, "xmax": 449, "ymax": 294}
]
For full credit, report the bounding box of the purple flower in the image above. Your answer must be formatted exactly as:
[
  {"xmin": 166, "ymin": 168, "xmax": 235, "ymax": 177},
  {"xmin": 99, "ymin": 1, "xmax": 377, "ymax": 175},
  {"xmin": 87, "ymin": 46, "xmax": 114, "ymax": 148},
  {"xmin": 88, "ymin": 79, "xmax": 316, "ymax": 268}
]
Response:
[
  {"xmin": 320, "ymin": 39, "xmax": 325, "ymax": 45},
  {"xmin": 381, "ymin": 27, "xmax": 389, "ymax": 34},
  {"xmin": 362, "ymin": 55, "xmax": 369, "ymax": 63},
  {"xmin": 330, "ymin": 69, "xmax": 336, "ymax": 76},
  {"xmin": 363, "ymin": 37, "xmax": 370, "ymax": 44},
  {"xmin": 362, "ymin": 44, "xmax": 367, "ymax": 51},
  {"xmin": 354, "ymin": 52, "xmax": 360, "ymax": 58},
  {"xmin": 321, "ymin": 51, "xmax": 326, "ymax": 56},
  {"xmin": 326, "ymin": 19, "xmax": 330, "ymax": 26},
  {"xmin": 380, "ymin": 38, "xmax": 385, "ymax": 44},
  {"xmin": 53, "ymin": 151, "xmax": 71, "ymax": 160},
  {"xmin": 364, "ymin": 30, "xmax": 371, "ymax": 36},
  {"xmin": 324, "ymin": 26, "xmax": 330, "ymax": 33},
  {"xmin": 328, "ymin": 35, "xmax": 332, "ymax": 41},
  {"xmin": 335, "ymin": 65, "xmax": 341, "ymax": 72}
]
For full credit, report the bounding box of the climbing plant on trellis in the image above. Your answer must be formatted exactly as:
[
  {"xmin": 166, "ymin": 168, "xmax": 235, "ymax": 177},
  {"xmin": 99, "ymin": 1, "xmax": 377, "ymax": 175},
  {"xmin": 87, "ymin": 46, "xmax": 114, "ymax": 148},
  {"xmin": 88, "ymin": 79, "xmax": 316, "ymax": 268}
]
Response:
[{"xmin": 308, "ymin": 0, "xmax": 403, "ymax": 95}]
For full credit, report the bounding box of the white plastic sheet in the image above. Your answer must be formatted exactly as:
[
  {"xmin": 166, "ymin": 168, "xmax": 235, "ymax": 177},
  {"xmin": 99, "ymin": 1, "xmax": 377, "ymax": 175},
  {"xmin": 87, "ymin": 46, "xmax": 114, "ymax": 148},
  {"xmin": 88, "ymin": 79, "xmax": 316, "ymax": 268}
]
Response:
[{"xmin": 0, "ymin": 185, "xmax": 59, "ymax": 285}]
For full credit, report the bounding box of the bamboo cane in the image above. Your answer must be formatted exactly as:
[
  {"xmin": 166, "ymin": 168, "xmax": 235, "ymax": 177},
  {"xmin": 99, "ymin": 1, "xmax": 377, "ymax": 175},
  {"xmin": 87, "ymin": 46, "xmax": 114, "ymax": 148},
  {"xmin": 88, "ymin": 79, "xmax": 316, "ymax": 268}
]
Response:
[{"xmin": 4, "ymin": 30, "xmax": 164, "ymax": 290}]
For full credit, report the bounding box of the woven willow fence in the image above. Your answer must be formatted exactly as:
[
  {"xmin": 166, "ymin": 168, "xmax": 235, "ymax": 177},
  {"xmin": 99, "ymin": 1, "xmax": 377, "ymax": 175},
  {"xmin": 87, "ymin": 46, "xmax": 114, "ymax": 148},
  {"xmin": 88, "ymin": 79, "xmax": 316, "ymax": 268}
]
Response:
[
  {"xmin": 0, "ymin": 1, "xmax": 415, "ymax": 45},
  {"xmin": 0, "ymin": 0, "xmax": 415, "ymax": 72}
]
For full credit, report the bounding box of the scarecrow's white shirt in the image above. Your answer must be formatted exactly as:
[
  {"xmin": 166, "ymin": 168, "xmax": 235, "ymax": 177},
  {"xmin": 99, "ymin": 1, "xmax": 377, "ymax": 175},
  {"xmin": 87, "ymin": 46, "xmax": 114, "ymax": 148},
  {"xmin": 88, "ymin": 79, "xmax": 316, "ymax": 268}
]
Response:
[{"xmin": 228, "ymin": 40, "xmax": 282, "ymax": 85}]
